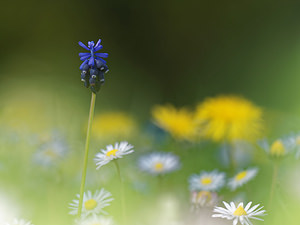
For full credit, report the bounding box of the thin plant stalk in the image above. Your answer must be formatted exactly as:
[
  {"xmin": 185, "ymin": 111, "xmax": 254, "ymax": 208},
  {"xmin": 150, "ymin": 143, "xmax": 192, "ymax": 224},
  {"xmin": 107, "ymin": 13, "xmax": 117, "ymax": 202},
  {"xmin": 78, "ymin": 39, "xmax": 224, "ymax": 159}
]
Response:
[
  {"xmin": 78, "ymin": 92, "xmax": 97, "ymax": 218},
  {"xmin": 268, "ymin": 161, "xmax": 279, "ymax": 209},
  {"xmin": 224, "ymin": 142, "xmax": 237, "ymax": 172},
  {"xmin": 157, "ymin": 174, "xmax": 164, "ymax": 191},
  {"xmin": 114, "ymin": 160, "xmax": 127, "ymax": 224}
]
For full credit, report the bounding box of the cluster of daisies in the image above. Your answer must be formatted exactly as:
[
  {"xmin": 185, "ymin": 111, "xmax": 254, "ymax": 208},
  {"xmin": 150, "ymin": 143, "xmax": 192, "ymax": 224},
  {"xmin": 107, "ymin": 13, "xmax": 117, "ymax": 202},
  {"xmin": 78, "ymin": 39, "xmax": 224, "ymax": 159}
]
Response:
[
  {"xmin": 187, "ymin": 169, "xmax": 267, "ymax": 225},
  {"xmin": 67, "ymin": 139, "xmax": 185, "ymax": 224},
  {"xmin": 189, "ymin": 168, "xmax": 258, "ymax": 193},
  {"xmin": 68, "ymin": 141, "xmax": 134, "ymax": 225},
  {"xmin": 23, "ymin": 94, "xmax": 300, "ymax": 225},
  {"xmin": 71, "ymin": 138, "xmax": 266, "ymax": 225}
]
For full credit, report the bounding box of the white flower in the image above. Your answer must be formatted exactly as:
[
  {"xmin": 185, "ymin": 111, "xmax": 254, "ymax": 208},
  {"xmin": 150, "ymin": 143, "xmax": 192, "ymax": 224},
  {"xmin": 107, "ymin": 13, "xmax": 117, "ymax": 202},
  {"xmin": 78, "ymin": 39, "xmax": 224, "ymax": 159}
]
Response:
[
  {"xmin": 228, "ymin": 168, "xmax": 258, "ymax": 191},
  {"xmin": 258, "ymin": 138, "xmax": 291, "ymax": 158},
  {"xmin": 138, "ymin": 152, "xmax": 180, "ymax": 175},
  {"xmin": 189, "ymin": 170, "xmax": 225, "ymax": 191},
  {"xmin": 94, "ymin": 141, "xmax": 134, "ymax": 169},
  {"xmin": 190, "ymin": 191, "xmax": 219, "ymax": 209},
  {"xmin": 76, "ymin": 215, "xmax": 113, "ymax": 225},
  {"xmin": 6, "ymin": 219, "xmax": 34, "ymax": 225},
  {"xmin": 33, "ymin": 139, "xmax": 68, "ymax": 167},
  {"xmin": 212, "ymin": 201, "xmax": 266, "ymax": 225},
  {"xmin": 69, "ymin": 189, "xmax": 113, "ymax": 217}
]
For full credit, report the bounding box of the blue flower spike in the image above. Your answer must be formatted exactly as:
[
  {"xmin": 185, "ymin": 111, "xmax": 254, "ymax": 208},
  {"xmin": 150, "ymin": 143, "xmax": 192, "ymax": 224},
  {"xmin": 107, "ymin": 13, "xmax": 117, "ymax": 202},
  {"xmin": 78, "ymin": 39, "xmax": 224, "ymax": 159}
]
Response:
[{"xmin": 78, "ymin": 38, "xmax": 109, "ymax": 93}]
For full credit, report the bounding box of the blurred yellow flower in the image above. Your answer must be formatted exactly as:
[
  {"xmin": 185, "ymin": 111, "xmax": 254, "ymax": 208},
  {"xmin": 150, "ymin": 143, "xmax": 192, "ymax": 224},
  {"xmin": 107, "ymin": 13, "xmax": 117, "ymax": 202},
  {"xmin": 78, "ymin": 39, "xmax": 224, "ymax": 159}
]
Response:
[
  {"xmin": 152, "ymin": 105, "xmax": 197, "ymax": 141},
  {"xmin": 195, "ymin": 96, "xmax": 263, "ymax": 142},
  {"xmin": 91, "ymin": 112, "xmax": 137, "ymax": 140},
  {"xmin": 270, "ymin": 140, "xmax": 286, "ymax": 157},
  {"xmin": 0, "ymin": 99, "xmax": 49, "ymax": 133}
]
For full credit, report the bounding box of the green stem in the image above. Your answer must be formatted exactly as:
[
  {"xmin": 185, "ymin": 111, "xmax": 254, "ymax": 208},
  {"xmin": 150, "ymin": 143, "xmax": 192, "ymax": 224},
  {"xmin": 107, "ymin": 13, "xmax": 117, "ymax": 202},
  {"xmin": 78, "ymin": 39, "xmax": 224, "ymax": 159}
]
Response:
[
  {"xmin": 78, "ymin": 92, "xmax": 97, "ymax": 218},
  {"xmin": 114, "ymin": 160, "xmax": 127, "ymax": 225},
  {"xmin": 225, "ymin": 142, "xmax": 236, "ymax": 172},
  {"xmin": 157, "ymin": 174, "xmax": 163, "ymax": 191},
  {"xmin": 268, "ymin": 162, "xmax": 279, "ymax": 209}
]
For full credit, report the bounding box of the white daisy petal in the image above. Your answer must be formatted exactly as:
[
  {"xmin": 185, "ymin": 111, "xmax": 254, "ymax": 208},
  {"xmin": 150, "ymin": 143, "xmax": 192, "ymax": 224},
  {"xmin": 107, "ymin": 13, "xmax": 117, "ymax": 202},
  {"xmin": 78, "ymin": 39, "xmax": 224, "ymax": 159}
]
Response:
[
  {"xmin": 244, "ymin": 202, "xmax": 252, "ymax": 211},
  {"xmin": 230, "ymin": 201, "xmax": 237, "ymax": 212},
  {"xmin": 233, "ymin": 218, "xmax": 238, "ymax": 225},
  {"xmin": 247, "ymin": 204, "xmax": 260, "ymax": 214},
  {"xmin": 223, "ymin": 201, "xmax": 232, "ymax": 211},
  {"xmin": 249, "ymin": 216, "xmax": 264, "ymax": 221}
]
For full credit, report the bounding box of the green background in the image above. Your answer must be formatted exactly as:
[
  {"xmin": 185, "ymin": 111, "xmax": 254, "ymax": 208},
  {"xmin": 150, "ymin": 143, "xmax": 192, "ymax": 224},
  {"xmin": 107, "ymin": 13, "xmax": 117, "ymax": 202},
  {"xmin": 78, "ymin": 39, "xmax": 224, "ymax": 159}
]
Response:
[
  {"xmin": 2, "ymin": 0, "xmax": 300, "ymax": 113},
  {"xmin": 1, "ymin": 1, "xmax": 300, "ymax": 225}
]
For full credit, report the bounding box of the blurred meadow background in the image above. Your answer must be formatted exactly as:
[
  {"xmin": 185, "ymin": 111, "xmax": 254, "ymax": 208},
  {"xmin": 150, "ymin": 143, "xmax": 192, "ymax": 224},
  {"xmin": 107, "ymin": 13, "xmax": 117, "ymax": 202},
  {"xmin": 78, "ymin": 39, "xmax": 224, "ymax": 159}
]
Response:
[{"xmin": 1, "ymin": 0, "xmax": 300, "ymax": 225}]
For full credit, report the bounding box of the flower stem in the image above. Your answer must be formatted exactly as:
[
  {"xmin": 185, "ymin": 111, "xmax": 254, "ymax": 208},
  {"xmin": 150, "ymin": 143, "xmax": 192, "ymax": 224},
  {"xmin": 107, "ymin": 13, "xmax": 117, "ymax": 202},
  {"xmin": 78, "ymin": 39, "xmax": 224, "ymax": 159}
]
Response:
[
  {"xmin": 157, "ymin": 174, "xmax": 163, "ymax": 191},
  {"xmin": 78, "ymin": 92, "xmax": 97, "ymax": 218},
  {"xmin": 114, "ymin": 160, "xmax": 127, "ymax": 225},
  {"xmin": 225, "ymin": 142, "xmax": 237, "ymax": 172},
  {"xmin": 268, "ymin": 162, "xmax": 279, "ymax": 209}
]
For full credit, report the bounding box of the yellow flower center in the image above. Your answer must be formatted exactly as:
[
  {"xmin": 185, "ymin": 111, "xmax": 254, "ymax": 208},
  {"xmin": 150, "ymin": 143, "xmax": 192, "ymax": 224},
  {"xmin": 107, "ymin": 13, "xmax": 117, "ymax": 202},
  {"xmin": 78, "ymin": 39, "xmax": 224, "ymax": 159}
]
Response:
[
  {"xmin": 270, "ymin": 140, "xmax": 285, "ymax": 157},
  {"xmin": 196, "ymin": 191, "xmax": 212, "ymax": 201},
  {"xmin": 106, "ymin": 149, "xmax": 118, "ymax": 157},
  {"xmin": 233, "ymin": 206, "xmax": 247, "ymax": 216},
  {"xmin": 201, "ymin": 177, "xmax": 212, "ymax": 185},
  {"xmin": 154, "ymin": 162, "xmax": 164, "ymax": 171},
  {"xmin": 44, "ymin": 149, "xmax": 57, "ymax": 158},
  {"xmin": 84, "ymin": 199, "xmax": 97, "ymax": 210},
  {"xmin": 235, "ymin": 171, "xmax": 247, "ymax": 181}
]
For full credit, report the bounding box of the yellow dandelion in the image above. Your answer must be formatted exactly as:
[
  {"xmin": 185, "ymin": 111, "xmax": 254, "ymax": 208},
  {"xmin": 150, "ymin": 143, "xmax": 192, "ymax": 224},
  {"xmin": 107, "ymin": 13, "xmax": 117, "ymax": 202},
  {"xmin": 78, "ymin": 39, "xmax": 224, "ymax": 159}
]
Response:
[
  {"xmin": 195, "ymin": 95, "xmax": 263, "ymax": 142},
  {"xmin": 91, "ymin": 112, "xmax": 137, "ymax": 140},
  {"xmin": 152, "ymin": 104, "xmax": 197, "ymax": 141}
]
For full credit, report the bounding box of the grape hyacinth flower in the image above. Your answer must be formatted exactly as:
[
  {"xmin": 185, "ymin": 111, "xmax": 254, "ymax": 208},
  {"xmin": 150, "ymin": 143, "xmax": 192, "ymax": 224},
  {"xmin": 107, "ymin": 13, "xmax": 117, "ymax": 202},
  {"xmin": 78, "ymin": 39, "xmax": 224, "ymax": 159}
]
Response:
[
  {"xmin": 78, "ymin": 39, "xmax": 109, "ymax": 93},
  {"xmin": 76, "ymin": 38, "xmax": 109, "ymax": 218}
]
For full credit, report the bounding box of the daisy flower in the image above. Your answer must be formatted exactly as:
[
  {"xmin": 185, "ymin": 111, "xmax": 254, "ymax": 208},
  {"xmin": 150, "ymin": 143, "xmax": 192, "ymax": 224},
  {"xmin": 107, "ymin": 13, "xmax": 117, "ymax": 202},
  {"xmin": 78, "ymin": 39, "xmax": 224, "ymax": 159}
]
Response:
[
  {"xmin": 258, "ymin": 138, "xmax": 291, "ymax": 158},
  {"xmin": 6, "ymin": 219, "xmax": 34, "ymax": 225},
  {"xmin": 195, "ymin": 96, "xmax": 263, "ymax": 142},
  {"xmin": 76, "ymin": 215, "xmax": 113, "ymax": 225},
  {"xmin": 69, "ymin": 189, "xmax": 113, "ymax": 217},
  {"xmin": 138, "ymin": 152, "xmax": 180, "ymax": 175},
  {"xmin": 94, "ymin": 141, "xmax": 134, "ymax": 169},
  {"xmin": 228, "ymin": 168, "xmax": 258, "ymax": 191},
  {"xmin": 152, "ymin": 104, "xmax": 197, "ymax": 141},
  {"xmin": 33, "ymin": 139, "xmax": 68, "ymax": 167},
  {"xmin": 191, "ymin": 191, "xmax": 219, "ymax": 208},
  {"xmin": 212, "ymin": 201, "xmax": 266, "ymax": 225},
  {"xmin": 189, "ymin": 170, "xmax": 225, "ymax": 191}
]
